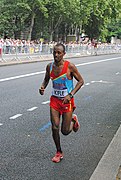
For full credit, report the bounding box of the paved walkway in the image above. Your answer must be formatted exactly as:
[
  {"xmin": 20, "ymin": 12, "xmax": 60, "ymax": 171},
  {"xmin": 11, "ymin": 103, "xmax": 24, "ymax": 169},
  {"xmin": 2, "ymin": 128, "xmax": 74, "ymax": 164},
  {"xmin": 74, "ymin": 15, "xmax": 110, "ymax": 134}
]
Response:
[
  {"xmin": 89, "ymin": 125, "xmax": 121, "ymax": 180},
  {"xmin": 0, "ymin": 52, "xmax": 84, "ymax": 67}
]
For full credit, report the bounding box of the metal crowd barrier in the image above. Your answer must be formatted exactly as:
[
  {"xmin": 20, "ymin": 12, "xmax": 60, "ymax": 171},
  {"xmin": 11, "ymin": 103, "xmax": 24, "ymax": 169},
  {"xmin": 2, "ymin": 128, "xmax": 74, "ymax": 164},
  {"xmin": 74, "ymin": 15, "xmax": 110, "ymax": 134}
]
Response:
[{"xmin": 0, "ymin": 44, "xmax": 121, "ymax": 62}]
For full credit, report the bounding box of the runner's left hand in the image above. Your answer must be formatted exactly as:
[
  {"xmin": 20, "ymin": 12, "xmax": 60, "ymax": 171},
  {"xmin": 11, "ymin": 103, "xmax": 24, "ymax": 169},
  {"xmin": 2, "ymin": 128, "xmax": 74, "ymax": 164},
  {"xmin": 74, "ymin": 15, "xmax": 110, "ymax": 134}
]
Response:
[{"xmin": 62, "ymin": 95, "xmax": 71, "ymax": 104}]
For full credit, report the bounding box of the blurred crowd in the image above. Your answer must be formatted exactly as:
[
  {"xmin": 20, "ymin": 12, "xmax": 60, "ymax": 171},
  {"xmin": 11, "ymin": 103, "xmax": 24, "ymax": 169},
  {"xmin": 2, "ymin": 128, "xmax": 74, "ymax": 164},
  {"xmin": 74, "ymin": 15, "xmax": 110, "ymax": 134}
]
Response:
[{"xmin": 0, "ymin": 38, "xmax": 121, "ymax": 55}]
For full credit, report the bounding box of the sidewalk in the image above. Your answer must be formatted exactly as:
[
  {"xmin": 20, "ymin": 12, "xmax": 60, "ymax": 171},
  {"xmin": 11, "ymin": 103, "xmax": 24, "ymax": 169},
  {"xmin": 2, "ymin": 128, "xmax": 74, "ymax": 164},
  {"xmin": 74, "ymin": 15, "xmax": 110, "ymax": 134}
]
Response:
[
  {"xmin": 0, "ymin": 52, "xmax": 84, "ymax": 67},
  {"xmin": 89, "ymin": 125, "xmax": 121, "ymax": 180},
  {"xmin": 0, "ymin": 54, "xmax": 53, "ymax": 67},
  {"xmin": 0, "ymin": 50, "xmax": 121, "ymax": 67}
]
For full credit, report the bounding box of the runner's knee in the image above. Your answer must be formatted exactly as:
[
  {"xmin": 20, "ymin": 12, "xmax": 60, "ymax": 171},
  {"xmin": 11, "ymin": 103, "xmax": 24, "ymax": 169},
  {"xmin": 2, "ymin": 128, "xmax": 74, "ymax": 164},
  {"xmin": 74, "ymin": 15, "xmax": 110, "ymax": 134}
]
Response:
[
  {"xmin": 61, "ymin": 128, "xmax": 70, "ymax": 136},
  {"xmin": 52, "ymin": 124, "xmax": 59, "ymax": 130}
]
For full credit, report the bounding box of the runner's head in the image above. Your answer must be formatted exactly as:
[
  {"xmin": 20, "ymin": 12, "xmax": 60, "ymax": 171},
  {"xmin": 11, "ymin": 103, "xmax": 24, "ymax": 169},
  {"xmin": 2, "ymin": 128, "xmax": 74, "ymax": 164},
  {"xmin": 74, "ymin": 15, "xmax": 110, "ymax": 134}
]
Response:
[
  {"xmin": 53, "ymin": 43, "xmax": 66, "ymax": 63},
  {"xmin": 54, "ymin": 43, "xmax": 65, "ymax": 53}
]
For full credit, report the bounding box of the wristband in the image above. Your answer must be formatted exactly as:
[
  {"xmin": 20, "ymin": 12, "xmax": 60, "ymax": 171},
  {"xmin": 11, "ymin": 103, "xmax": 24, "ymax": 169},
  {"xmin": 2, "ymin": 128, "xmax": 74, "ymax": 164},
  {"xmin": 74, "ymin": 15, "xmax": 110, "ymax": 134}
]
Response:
[{"xmin": 68, "ymin": 93, "xmax": 73, "ymax": 98}]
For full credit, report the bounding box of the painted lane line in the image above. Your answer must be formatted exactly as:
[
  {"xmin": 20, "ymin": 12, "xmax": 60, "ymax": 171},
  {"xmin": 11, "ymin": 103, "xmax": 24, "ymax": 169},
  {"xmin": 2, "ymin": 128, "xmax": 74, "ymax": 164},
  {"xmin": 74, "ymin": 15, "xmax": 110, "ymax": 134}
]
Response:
[
  {"xmin": 0, "ymin": 57, "xmax": 121, "ymax": 83},
  {"xmin": 0, "ymin": 71, "xmax": 45, "ymax": 82},
  {"xmin": 40, "ymin": 83, "xmax": 90, "ymax": 105},
  {"xmin": 42, "ymin": 101, "xmax": 50, "ymax": 105},
  {"xmin": 91, "ymin": 81, "xmax": 95, "ymax": 83},
  {"xmin": 91, "ymin": 80, "xmax": 114, "ymax": 84},
  {"xmin": 27, "ymin": 107, "xmax": 38, "ymax": 111},
  {"xmin": 40, "ymin": 79, "xmax": 114, "ymax": 107},
  {"xmin": 116, "ymin": 72, "xmax": 120, "ymax": 75},
  {"xmin": 85, "ymin": 83, "xmax": 90, "ymax": 86},
  {"xmin": 9, "ymin": 114, "xmax": 22, "ymax": 120},
  {"xmin": 39, "ymin": 96, "xmax": 92, "ymax": 133},
  {"xmin": 0, "ymin": 123, "xmax": 3, "ymax": 126},
  {"xmin": 39, "ymin": 96, "xmax": 92, "ymax": 132},
  {"xmin": 84, "ymin": 96, "xmax": 92, "ymax": 101},
  {"xmin": 75, "ymin": 57, "xmax": 121, "ymax": 67},
  {"xmin": 39, "ymin": 96, "xmax": 92, "ymax": 134},
  {"xmin": 91, "ymin": 80, "xmax": 103, "ymax": 83},
  {"xmin": 99, "ymin": 80, "xmax": 114, "ymax": 84},
  {"xmin": 97, "ymin": 80, "xmax": 115, "ymax": 84},
  {"xmin": 39, "ymin": 121, "xmax": 51, "ymax": 132}
]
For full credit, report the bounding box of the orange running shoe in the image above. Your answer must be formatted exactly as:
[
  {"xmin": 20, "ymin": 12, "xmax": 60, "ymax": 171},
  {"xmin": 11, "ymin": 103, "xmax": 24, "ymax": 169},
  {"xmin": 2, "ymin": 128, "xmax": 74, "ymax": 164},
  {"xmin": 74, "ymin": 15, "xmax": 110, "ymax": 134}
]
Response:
[
  {"xmin": 52, "ymin": 152, "xmax": 64, "ymax": 163},
  {"xmin": 72, "ymin": 114, "xmax": 80, "ymax": 132}
]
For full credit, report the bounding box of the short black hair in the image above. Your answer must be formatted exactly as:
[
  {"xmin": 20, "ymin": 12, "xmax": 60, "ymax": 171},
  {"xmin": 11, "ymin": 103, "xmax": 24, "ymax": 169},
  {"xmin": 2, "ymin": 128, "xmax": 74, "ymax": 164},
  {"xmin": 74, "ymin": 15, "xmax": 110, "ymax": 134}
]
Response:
[{"xmin": 54, "ymin": 43, "xmax": 65, "ymax": 53}]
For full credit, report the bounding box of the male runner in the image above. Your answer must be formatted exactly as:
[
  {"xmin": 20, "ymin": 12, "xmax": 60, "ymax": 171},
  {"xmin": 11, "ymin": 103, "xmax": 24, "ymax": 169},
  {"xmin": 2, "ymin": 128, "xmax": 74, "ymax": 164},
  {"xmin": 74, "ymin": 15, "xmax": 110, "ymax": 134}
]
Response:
[{"xmin": 39, "ymin": 43, "xmax": 84, "ymax": 163}]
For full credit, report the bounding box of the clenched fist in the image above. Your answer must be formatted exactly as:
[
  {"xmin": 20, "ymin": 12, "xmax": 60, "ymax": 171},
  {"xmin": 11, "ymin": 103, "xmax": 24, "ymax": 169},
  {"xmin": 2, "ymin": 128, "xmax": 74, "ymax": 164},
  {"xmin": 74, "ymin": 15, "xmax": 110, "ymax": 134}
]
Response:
[{"xmin": 39, "ymin": 86, "xmax": 45, "ymax": 95}]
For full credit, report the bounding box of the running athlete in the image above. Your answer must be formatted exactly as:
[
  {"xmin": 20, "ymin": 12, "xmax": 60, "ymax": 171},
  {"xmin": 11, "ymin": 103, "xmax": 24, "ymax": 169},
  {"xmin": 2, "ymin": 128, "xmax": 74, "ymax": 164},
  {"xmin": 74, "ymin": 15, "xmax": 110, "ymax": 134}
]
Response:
[{"xmin": 39, "ymin": 43, "xmax": 84, "ymax": 163}]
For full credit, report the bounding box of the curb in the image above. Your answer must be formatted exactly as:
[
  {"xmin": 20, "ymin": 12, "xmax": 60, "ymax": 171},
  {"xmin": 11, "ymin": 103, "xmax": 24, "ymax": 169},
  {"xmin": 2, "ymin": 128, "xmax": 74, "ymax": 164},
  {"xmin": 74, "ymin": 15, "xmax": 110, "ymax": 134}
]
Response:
[
  {"xmin": 89, "ymin": 125, "xmax": 121, "ymax": 180},
  {"xmin": 0, "ymin": 53, "xmax": 90, "ymax": 67}
]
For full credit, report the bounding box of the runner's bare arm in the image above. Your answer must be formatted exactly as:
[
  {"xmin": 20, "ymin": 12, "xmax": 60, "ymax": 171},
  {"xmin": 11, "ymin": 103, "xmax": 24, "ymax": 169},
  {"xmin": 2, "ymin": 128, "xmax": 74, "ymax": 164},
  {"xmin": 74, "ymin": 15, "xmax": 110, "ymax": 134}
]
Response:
[
  {"xmin": 63, "ymin": 63, "xmax": 84, "ymax": 104},
  {"xmin": 39, "ymin": 64, "xmax": 50, "ymax": 95},
  {"xmin": 69, "ymin": 63, "xmax": 84, "ymax": 96}
]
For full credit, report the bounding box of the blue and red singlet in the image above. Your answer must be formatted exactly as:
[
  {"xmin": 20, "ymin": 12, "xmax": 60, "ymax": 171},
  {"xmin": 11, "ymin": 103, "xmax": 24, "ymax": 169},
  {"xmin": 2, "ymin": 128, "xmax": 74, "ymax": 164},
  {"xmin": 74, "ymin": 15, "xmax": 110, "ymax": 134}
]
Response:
[
  {"xmin": 50, "ymin": 60, "xmax": 74, "ymax": 98},
  {"xmin": 49, "ymin": 60, "xmax": 76, "ymax": 114}
]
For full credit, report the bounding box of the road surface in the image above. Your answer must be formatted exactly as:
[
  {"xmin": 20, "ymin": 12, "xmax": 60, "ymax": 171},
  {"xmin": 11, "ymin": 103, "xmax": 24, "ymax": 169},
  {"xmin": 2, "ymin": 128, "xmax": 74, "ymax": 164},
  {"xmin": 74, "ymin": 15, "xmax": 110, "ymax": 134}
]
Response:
[{"xmin": 0, "ymin": 54, "xmax": 121, "ymax": 180}]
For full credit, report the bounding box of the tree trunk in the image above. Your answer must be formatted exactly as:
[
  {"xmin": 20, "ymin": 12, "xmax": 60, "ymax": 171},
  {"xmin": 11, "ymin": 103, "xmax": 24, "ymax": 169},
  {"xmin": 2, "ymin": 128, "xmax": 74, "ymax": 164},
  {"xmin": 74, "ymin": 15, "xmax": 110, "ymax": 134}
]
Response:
[
  {"xmin": 28, "ymin": 13, "xmax": 35, "ymax": 40},
  {"xmin": 50, "ymin": 32, "xmax": 53, "ymax": 42},
  {"xmin": 49, "ymin": 17, "xmax": 54, "ymax": 42},
  {"xmin": 49, "ymin": 16, "xmax": 62, "ymax": 42},
  {"xmin": 64, "ymin": 23, "xmax": 67, "ymax": 42}
]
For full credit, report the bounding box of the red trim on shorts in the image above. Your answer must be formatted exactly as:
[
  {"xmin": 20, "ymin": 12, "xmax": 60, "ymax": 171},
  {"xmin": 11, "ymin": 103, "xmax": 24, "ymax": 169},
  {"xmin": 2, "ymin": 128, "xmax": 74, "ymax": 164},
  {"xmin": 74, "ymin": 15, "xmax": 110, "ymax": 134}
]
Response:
[{"xmin": 50, "ymin": 96, "xmax": 76, "ymax": 115}]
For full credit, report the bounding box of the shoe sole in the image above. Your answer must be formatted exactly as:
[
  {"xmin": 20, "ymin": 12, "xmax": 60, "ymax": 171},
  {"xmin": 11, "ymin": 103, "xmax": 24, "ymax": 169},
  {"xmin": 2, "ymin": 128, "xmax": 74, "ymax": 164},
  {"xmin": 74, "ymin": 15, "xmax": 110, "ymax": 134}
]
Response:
[
  {"xmin": 52, "ymin": 156, "xmax": 64, "ymax": 163},
  {"xmin": 73, "ymin": 123, "xmax": 80, "ymax": 132},
  {"xmin": 52, "ymin": 158, "xmax": 63, "ymax": 163}
]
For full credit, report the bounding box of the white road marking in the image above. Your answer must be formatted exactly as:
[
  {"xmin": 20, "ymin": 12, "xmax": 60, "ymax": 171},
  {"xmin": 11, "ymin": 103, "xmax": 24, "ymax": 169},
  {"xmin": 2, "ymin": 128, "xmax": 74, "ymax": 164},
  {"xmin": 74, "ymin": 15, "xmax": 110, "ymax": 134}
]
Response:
[
  {"xmin": 91, "ymin": 80, "xmax": 114, "ymax": 84},
  {"xmin": 40, "ymin": 79, "xmax": 114, "ymax": 105},
  {"xmin": 27, "ymin": 107, "xmax": 38, "ymax": 111},
  {"xmin": 42, "ymin": 101, "xmax": 50, "ymax": 105},
  {"xmin": 9, "ymin": 114, "xmax": 22, "ymax": 119},
  {"xmin": 116, "ymin": 72, "xmax": 120, "ymax": 75},
  {"xmin": 0, "ymin": 57, "xmax": 121, "ymax": 83},
  {"xmin": 0, "ymin": 71, "xmax": 45, "ymax": 82},
  {"xmin": 0, "ymin": 123, "xmax": 3, "ymax": 126},
  {"xmin": 99, "ymin": 80, "xmax": 114, "ymax": 84},
  {"xmin": 75, "ymin": 57, "xmax": 121, "ymax": 67},
  {"xmin": 85, "ymin": 83, "xmax": 90, "ymax": 86}
]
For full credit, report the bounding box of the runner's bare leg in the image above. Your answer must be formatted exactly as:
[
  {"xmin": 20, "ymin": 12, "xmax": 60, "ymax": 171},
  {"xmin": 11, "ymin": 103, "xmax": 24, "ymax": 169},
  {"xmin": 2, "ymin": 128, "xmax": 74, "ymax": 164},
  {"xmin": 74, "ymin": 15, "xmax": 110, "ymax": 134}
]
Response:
[{"xmin": 50, "ymin": 107, "xmax": 62, "ymax": 152}]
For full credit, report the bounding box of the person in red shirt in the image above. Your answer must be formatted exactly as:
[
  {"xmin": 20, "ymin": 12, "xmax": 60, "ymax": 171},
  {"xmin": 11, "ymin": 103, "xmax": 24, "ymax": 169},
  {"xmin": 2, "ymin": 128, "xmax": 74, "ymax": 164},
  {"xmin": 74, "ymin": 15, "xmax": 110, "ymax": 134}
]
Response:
[{"xmin": 39, "ymin": 43, "xmax": 84, "ymax": 162}]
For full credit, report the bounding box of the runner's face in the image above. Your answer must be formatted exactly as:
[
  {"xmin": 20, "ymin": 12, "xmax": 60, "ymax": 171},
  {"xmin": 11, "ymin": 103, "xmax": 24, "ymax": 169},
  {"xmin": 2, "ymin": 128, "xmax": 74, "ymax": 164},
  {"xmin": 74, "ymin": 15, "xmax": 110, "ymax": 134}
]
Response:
[{"xmin": 53, "ymin": 46, "xmax": 65, "ymax": 63}]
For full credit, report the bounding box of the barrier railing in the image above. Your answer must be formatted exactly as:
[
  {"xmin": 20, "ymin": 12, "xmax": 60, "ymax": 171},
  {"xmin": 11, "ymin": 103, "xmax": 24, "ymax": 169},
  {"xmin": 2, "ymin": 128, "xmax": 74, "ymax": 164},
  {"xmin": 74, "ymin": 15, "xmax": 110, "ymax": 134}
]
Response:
[{"xmin": 0, "ymin": 43, "xmax": 121, "ymax": 62}]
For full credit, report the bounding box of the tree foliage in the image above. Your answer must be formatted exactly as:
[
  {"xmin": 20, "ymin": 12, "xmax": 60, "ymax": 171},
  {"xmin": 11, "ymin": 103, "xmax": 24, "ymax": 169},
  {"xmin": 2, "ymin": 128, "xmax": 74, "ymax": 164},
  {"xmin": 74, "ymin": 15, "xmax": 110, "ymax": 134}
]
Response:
[{"xmin": 0, "ymin": 0, "xmax": 121, "ymax": 41}]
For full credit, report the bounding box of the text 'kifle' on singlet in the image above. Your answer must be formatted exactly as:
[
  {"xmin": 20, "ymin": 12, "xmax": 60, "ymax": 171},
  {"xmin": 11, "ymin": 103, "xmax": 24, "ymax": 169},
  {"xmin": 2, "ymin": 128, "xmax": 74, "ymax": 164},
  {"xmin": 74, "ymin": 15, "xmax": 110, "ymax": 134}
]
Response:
[{"xmin": 50, "ymin": 60, "xmax": 74, "ymax": 98}]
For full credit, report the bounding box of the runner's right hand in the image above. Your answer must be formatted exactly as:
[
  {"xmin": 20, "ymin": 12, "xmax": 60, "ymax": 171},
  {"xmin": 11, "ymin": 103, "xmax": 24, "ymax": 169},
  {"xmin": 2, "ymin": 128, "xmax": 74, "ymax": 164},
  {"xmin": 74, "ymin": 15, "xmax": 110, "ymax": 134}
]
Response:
[{"xmin": 39, "ymin": 86, "xmax": 45, "ymax": 95}]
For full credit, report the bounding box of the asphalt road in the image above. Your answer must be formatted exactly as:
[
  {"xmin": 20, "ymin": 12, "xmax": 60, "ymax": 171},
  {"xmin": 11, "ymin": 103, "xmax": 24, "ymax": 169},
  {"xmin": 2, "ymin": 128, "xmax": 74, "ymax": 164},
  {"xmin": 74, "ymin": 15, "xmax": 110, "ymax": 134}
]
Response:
[{"xmin": 0, "ymin": 54, "xmax": 121, "ymax": 180}]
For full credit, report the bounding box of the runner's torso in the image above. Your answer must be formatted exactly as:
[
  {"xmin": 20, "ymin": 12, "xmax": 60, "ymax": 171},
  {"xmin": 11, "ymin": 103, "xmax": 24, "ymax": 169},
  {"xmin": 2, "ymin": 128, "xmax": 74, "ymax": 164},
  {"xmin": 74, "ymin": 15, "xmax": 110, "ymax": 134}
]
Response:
[{"xmin": 50, "ymin": 61, "xmax": 74, "ymax": 98}]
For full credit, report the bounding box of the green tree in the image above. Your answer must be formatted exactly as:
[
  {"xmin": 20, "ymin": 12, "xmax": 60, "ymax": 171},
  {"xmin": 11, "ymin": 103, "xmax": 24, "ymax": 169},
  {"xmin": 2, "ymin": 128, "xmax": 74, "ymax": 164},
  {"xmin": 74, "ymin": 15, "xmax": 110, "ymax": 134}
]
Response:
[
  {"xmin": 0, "ymin": 0, "xmax": 121, "ymax": 42},
  {"xmin": 0, "ymin": 0, "xmax": 48, "ymax": 39},
  {"xmin": 44, "ymin": 0, "xmax": 81, "ymax": 41},
  {"xmin": 82, "ymin": 0, "xmax": 121, "ymax": 41}
]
